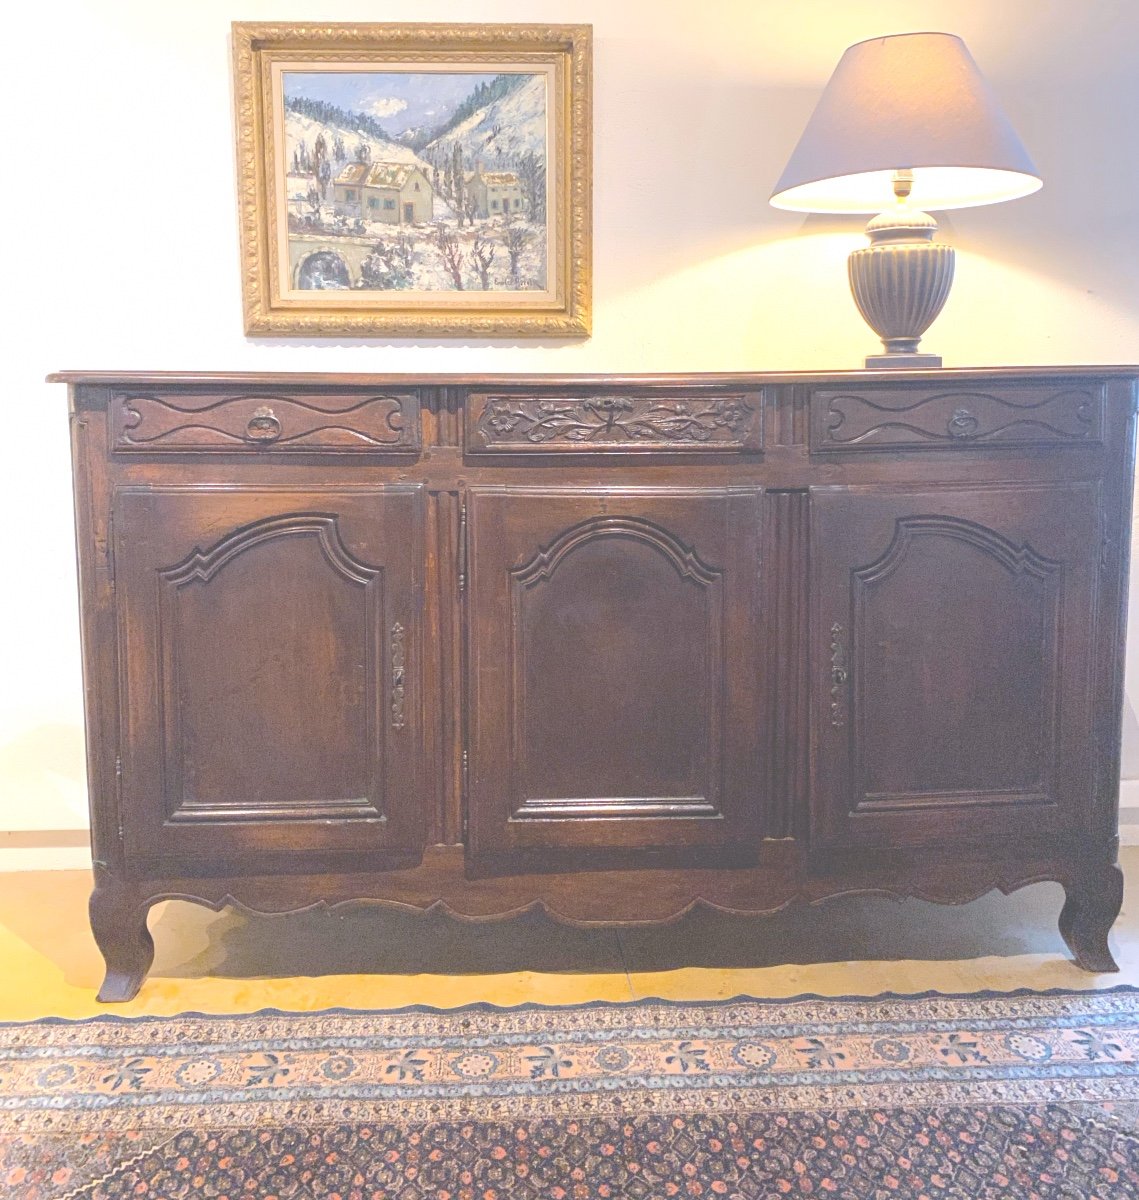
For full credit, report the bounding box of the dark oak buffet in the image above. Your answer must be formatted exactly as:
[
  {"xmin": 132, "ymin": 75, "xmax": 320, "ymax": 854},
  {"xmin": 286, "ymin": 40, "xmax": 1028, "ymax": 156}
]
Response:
[{"xmin": 55, "ymin": 367, "xmax": 1136, "ymax": 1001}]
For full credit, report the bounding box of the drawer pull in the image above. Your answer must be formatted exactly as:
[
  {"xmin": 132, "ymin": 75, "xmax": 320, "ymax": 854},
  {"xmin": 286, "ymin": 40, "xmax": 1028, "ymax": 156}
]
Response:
[
  {"xmin": 245, "ymin": 405, "xmax": 282, "ymax": 443},
  {"xmin": 391, "ymin": 622, "xmax": 406, "ymax": 729},
  {"xmin": 947, "ymin": 407, "xmax": 979, "ymax": 439}
]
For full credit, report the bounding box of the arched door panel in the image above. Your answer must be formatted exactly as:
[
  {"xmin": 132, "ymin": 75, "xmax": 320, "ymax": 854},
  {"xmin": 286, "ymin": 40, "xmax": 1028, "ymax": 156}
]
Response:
[
  {"xmin": 114, "ymin": 486, "xmax": 424, "ymax": 872},
  {"xmin": 811, "ymin": 484, "xmax": 1099, "ymax": 850},
  {"xmin": 465, "ymin": 486, "xmax": 764, "ymax": 875}
]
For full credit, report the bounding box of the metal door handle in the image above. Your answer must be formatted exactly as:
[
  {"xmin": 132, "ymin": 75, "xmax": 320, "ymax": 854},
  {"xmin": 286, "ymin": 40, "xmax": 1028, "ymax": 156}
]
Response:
[
  {"xmin": 391, "ymin": 622, "xmax": 406, "ymax": 729},
  {"xmin": 829, "ymin": 622, "xmax": 847, "ymax": 728}
]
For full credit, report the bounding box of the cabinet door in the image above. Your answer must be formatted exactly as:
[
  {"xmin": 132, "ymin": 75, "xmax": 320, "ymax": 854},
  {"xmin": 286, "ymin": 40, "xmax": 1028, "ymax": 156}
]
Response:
[
  {"xmin": 811, "ymin": 484, "xmax": 1099, "ymax": 850},
  {"xmin": 465, "ymin": 486, "xmax": 764, "ymax": 873},
  {"xmin": 114, "ymin": 486, "xmax": 424, "ymax": 871}
]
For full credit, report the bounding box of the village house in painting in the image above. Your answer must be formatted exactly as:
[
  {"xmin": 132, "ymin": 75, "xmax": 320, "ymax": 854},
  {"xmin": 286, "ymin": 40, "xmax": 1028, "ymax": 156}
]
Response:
[
  {"xmin": 333, "ymin": 161, "xmax": 434, "ymax": 225},
  {"xmin": 466, "ymin": 166, "xmax": 524, "ymax": 219}
]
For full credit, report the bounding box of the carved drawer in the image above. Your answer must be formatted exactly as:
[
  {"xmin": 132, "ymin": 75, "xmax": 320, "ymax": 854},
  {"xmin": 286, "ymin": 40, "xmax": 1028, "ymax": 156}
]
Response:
[
  {"xmin": 110, "ymin": 389, "xmax": 420, "ymax": 455},
  {"xmin": 810, "ymin": 380, "xmax": 1103, "ymax": 452},
  {"xmin": 465, "ymin": 388, "xmax": 764, "ymax": 456}
]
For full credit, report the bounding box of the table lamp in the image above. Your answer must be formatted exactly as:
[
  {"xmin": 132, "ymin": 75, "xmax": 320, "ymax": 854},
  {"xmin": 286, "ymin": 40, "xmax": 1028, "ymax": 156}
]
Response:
[{"xmin": 769, "ymin": 32, "xmax": 1042, "ymax": 367}]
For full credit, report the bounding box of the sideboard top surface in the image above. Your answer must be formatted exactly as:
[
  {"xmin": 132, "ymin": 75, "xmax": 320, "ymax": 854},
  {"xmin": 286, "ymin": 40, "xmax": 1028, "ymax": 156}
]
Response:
[{"xmin": 49, "ymin": 366, "xmax": 1139, "ymax": 390}]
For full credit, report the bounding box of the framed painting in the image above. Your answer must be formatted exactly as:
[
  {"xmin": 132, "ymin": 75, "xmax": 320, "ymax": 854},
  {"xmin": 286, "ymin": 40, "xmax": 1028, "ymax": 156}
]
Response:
[{"xmin": 232, "ymin": 23, "xmax": 591, "ymax": 338}]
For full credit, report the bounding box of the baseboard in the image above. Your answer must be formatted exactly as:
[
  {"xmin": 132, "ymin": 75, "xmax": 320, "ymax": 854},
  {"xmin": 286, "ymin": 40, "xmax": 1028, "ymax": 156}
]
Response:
[
  {"xmin": 0, "ymin": 830, "xmax": 91, "ymax": 872},
  {"xmin": 1119, "ymin": 779, "xmax": 1139, "ymax": 845}
]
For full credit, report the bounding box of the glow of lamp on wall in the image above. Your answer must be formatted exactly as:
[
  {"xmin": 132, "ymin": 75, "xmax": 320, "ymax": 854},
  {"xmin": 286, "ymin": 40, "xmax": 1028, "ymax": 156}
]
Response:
[{"xmin": 770, "ymin": 32, "xmax": 1042, "ymax": 367}]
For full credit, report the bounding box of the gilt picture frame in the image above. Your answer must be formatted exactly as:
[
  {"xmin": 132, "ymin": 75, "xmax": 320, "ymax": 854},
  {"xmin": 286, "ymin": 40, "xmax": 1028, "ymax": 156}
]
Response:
[{"xmin": 232, "ymin": 22, "xmax": 592, "ymax": 338}]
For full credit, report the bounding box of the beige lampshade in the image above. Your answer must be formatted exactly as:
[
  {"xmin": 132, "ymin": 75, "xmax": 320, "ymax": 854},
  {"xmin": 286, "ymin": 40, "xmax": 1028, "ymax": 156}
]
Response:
[{"xmin": 770, "ymin": 32, "xmax": 1042, "ymax": 213}]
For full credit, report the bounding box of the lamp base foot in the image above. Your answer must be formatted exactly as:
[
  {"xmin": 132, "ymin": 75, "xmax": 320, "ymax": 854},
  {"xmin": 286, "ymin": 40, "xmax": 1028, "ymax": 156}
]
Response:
[{"xmin": 864, "ymin": 352, "xmax": 942, "ymax": 369}]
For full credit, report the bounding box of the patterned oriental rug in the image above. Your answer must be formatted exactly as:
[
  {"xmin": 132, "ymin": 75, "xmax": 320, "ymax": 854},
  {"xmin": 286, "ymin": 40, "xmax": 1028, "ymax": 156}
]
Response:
[{"xmin": 0, "ymin": 989, "xmax": 1137, "ymax": 1199}]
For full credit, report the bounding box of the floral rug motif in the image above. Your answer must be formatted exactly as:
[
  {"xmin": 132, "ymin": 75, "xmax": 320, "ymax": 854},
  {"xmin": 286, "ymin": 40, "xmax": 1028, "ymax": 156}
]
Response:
[{"xmin": 0, "ymin": 988, "xmax": 1137, "ymax": 1198}]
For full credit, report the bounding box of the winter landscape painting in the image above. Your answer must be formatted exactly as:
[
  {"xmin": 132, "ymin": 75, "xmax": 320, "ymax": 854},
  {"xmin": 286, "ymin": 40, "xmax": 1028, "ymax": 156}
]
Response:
[
  {"xmin": 234, "ymin": 23, "xmax": 592, "ymax": 337},
  {"xmin": 283, "ymin": 70, "xmax": 548, "ymax": 294}
]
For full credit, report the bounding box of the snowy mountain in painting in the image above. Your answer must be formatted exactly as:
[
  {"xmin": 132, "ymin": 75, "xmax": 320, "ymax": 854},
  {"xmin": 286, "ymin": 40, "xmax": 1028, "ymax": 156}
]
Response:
[
  {"xmin": 284, "ymin": 112, "xmax": 425, "ymax": 174},
  {"xmin": 396, "ymin": 126, "xmax": 432, "ymax": 148},
  {"xmin": 423, "ymin": 74, "xmax": 547, "ymax": 169}
]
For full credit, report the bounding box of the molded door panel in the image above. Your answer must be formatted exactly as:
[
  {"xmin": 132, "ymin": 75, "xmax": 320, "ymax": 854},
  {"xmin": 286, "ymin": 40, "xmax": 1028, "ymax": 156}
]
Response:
[
  {"xmin": 465, "ymin": 486, "xmax": 765, "ymax": 874},
  {"xmin": 114, "ymin": 485, "xmax": 424, "ymax": 871},
  {"xmin": 810, "ymin": 484, "xmax": 1099, "ymax": 850}
]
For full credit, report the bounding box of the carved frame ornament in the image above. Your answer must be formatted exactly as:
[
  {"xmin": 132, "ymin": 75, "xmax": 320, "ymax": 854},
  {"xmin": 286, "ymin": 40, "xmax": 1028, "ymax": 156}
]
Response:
[{"xmin": 232, "ymin": 23, "xmax": 592, "ymax": 338}]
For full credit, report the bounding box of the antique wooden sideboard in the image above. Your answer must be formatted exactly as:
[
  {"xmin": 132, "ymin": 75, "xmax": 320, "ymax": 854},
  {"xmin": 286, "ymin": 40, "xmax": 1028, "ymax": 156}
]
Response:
[{"xmin": 55, "ymin": 367, "xmax": 1136, "ymax": 1001}]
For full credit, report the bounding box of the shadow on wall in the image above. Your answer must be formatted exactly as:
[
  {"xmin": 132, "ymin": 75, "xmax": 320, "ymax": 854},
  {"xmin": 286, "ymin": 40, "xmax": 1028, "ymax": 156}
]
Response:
[
  {"xmin": 569, "ymin": 76, "xmax": 830, "ymax": 294},
  {"xmin": 956, "ymin": 76, "xmax": 1139, "ymax": 318},
  {"xmin": 589, "ymin": 66, "xmax": 1125, "ymax": 311},
  {"xmin": 0, "ymin": 724, "xmax": 88, "ymax": 831}
]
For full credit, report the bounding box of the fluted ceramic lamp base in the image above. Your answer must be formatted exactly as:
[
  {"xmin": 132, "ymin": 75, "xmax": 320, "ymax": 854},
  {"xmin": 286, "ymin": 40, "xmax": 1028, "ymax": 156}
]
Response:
[{"xmin": 848, "ymin": 204, "xmax": 955, "ymax": 372}]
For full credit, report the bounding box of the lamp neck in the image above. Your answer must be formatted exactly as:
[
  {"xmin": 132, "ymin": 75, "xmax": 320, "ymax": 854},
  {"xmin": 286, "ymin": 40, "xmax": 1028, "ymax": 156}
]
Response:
[
  {"xmin": 892, "ymin": 168, "xmax": 914, "ymax": 202},
  {"xmin": 865, "ymin": 170, "xmax": 938, "ymax": 244}
]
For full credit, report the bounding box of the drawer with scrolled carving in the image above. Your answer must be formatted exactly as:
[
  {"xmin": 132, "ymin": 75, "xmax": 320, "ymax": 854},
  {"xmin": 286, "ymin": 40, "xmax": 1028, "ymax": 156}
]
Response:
[
  {"xmin": 465, "ymin": 389, "xmax": 764, "ymax": 455},
  {"xmin": 110, "ymin": 389, "xmax": 420, "ymax": 455},
  {"xmin": 810, "ymin": 380, "xmax": 1103, "ymax": 452}
]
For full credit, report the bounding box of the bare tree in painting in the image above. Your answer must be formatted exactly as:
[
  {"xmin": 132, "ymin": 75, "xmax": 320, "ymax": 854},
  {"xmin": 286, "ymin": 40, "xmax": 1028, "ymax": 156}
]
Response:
[
  {"xmin": 500, "ymin": 214, "xmax": 533, "ymax": 288},
  {"xmin": 471, "ymin": 232, "xmax": 496, "ymax": 289},
  {"xmin": 516, "ymin": 150, "xmax": 546, "ymax": 224},
  {"xmin": 313, "ymin": 133, "xmax": 329, "ymax": 199},
  {"xmin": 433, "ymin": 224, "xmax": 464, "ymax": 290},
  {"xmin": 462, "ymin": 190, "xmax": 479, "ymax": 228},
  {"xmin": 452, "ymin": 144, "xmax": 465, "ymax": 226},
  {"xmin": 305, "ymin": 185, "xmax": 322, "ymax": 225},
  {"xmin": 393, "ymin": 232, "xmax": 415, "ymax": 274}
]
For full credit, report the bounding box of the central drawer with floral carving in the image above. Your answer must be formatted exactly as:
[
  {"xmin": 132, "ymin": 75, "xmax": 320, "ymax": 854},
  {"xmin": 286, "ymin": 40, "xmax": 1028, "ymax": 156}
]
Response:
[{"xmin": 465, "ymin": 387, "xmax": 765, "ymax": 455}]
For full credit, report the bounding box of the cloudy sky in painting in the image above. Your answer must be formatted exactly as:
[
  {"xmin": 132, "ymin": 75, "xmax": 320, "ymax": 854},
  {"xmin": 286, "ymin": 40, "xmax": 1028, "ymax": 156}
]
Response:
[{"xmin": 283, "ymin": 71, "xmax": 500, "ymax": 135}]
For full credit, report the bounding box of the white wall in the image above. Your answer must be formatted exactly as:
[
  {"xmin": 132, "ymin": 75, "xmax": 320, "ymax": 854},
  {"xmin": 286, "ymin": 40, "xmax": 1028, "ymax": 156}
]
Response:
[{"xmin": 4, "ymin": 0, "xmax": 1139, "ymax": 846}]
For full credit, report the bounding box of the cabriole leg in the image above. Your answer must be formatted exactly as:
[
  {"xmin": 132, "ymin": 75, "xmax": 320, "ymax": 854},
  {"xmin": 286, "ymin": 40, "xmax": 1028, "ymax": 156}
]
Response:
[
  {"xmin": 89, "ymin": 868, "xmax": 155, "ymax": 1002},
  {"xmin": 1059, "ymin": 862, "xmax": 1124, "ymax": 973}
]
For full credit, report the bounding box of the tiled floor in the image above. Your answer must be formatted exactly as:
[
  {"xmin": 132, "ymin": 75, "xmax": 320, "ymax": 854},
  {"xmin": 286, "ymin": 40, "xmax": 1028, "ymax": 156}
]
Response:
[{"xmin": 0, "ymin": 849, "xmax": 1136, "ymax": 1020}]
